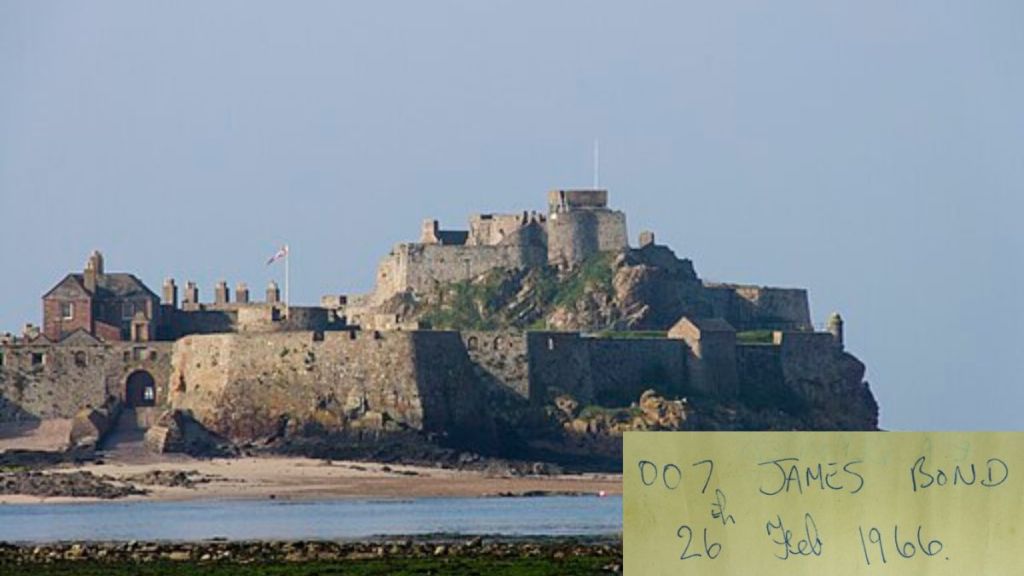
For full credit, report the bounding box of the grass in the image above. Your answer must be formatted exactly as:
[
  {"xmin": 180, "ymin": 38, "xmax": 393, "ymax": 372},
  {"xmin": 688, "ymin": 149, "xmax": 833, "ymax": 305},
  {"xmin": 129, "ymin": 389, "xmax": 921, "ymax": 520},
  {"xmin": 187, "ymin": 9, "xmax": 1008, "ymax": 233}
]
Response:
[
  {"xmin": 5, "ymin": 557, "xmax": 615, "ymax": 575},
  {"xmin": 736, "ymin": 330, "xmax": 775, "ymax": 344},
  {"xmin": 420, "ymin": 253, "xmax": 620, "ymax": 332},
  {"xmin": 590, "ymin": 330, "xmax": 666, "ymax": 339}
]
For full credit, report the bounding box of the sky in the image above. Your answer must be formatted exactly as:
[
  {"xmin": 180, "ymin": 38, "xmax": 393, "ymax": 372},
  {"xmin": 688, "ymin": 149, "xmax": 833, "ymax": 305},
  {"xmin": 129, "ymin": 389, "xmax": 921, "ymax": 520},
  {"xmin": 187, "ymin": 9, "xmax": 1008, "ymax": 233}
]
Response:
[{"xmin": 1, "ymin": 1, "xmax": 1021, "ymax": 430}]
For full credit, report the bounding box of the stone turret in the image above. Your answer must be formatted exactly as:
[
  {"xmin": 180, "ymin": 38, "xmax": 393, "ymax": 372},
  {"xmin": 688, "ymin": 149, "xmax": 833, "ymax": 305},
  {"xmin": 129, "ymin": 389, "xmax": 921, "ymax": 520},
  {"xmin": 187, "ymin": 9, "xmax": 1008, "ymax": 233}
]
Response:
[
  {"xmin": 266, "ymin": 281, "xmax": 281, "ymax": 304},
  {"xmin": 827, "ymin": 312, "xmax": 844, "ymax": 349},
  {"xmin": 639, "ymin": 231, "xmax": 655, "ymax": 248},
  {"xmin": 162, "ymin": 278, "xmax": 178, "ymax": 308}
]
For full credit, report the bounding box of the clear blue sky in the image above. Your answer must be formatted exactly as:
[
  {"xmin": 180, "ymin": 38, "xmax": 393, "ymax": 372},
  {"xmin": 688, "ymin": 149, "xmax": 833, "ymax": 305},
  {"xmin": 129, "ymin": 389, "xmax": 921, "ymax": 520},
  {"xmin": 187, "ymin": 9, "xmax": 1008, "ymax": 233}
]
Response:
[{"xmin": 1, "ymin": 2, "xmax": 1021, "ymax": 430}]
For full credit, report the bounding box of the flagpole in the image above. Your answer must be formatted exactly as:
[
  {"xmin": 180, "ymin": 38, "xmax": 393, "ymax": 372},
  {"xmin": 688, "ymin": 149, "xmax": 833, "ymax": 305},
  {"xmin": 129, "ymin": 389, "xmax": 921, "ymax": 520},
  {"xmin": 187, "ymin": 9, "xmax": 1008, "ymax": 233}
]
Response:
[{"xmin": 285, "ymin": 244, "xmax": 290, "ymax": 316}]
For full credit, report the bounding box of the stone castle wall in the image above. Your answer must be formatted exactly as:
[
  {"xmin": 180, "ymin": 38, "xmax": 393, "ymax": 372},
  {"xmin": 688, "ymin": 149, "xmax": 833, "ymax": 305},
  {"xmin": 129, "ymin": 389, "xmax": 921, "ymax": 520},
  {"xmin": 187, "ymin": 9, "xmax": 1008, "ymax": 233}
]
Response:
[
  {"xmin": 524, "ymin": 332, "xmax": 689, "ymax": 406},
  {"xmin": 0, "ymin": 341, "xmax": 172, "ymax": 422},
  {"xmin": 704, "ymin": 284, "xmax": 812, "ymax": 331},
  {"xmin": 167, "ymin": 330, "xmax": 493, "ymax": 446},
  {"xmin": 372, "ymin": 243, "xmax": 548, "ymax": 303},
  {"xmin": 462, "ymin": 330, "xmax": 530, "ymax": 399},
  {"xmin": 159, "ymin": 305, "xmax": 339, "ymax": 340}
]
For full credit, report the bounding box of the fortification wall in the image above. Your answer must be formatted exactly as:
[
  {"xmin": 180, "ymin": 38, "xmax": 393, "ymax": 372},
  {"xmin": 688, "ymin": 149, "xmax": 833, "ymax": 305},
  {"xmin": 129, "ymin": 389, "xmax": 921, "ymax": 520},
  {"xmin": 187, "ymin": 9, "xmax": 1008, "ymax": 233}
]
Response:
[
  {"xmin": 524, "ymin": 332, "xmax": 688, "ymax": 406},
  {"xmin": 168, "ymin": 330, "xmax": 493, "ymax": 446},
  {"xmin": 703, "ymin": 284, "xmax": 812, "ymax": 331},
  {"xmin": 0, "ymin": 342, "xmax": 172, "ymax": 422},
  {"xmin": 585, "ymin": 337, "xmax": 688, "ymax": 405},
  {"xmin": 160, "ymin": 305, "xmax": 337, "ymax": 339},
  {"xmin": 462, "ymin": 331, "xmax": 529, "ymax": 398},
  {"xmin": 374, "ymin": 243, "xmax": 547, "ymax": 302}
]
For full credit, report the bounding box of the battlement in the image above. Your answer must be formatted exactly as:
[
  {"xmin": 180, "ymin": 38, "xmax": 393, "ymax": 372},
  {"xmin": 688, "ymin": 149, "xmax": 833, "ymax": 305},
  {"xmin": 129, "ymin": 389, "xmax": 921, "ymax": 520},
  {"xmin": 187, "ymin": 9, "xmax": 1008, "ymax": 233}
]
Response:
[{"xmin": 547, "ymin": 189, "xmax": 609, "ymax": 213}]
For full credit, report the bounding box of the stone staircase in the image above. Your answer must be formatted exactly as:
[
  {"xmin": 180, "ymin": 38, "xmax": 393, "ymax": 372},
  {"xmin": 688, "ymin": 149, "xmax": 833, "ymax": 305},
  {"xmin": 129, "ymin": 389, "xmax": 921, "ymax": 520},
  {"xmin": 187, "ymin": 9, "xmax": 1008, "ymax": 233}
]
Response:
[{"xmin": 98, "ymin": 407, "xmax": 159, "ymax": 462}]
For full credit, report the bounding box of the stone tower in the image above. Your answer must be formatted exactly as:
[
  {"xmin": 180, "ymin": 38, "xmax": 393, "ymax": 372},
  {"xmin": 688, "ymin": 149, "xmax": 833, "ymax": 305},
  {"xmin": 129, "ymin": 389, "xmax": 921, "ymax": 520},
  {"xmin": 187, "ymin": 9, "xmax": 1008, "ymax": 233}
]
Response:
[{"xmin": 545, "ymin": 189, "xmax": 628, "ymax": 267}]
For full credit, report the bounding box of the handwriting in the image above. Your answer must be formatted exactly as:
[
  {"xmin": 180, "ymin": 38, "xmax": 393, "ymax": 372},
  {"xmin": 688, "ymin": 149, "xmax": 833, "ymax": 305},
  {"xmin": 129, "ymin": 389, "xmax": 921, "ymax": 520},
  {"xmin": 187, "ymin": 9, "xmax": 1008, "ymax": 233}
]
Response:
[
  {"xmin": 710, "ymin": 489, "xmax": 736, "ymax": 526},
  {"xmin": 858, "ymin": 524, "xmax": 945, "ymax": 565},
  {"xmin": 758, "ymin": 458, "xmax": 864, "ymax": 496},
  {"xmin": 677, "ymin": 525, "xmax": 722, "ymax": 560},
  {"xmin": 909, "ymin": 456, "xmax": 1008, "ymax": 492},
  {"xmin": 765, "ymin": 513, "xmax": 823, "ymax": 560}
]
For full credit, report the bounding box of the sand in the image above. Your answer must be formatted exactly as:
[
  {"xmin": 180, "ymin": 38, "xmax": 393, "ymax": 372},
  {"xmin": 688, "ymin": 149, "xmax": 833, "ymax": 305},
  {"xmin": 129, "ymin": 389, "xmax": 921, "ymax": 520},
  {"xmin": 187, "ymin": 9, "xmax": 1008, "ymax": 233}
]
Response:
[{"xmin": 0, "ymin": 456, "xmax": 622, "ymax": 505}]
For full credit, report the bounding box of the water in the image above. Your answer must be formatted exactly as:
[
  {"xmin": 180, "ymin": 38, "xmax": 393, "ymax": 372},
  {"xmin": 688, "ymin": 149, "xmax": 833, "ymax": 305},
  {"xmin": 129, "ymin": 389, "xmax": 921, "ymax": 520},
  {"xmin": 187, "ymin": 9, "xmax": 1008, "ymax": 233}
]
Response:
[{"xmin": 0, "ymin": 496, "xmax": 622, "ymax": 542}]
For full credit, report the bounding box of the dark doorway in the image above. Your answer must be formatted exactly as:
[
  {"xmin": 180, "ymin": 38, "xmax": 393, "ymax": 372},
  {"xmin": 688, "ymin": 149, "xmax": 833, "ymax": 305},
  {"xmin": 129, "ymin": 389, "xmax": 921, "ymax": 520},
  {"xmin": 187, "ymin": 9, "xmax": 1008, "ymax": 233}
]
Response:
[{"xmin": 125, "ymin": 370, "xmax": 156, "ymax": 407}]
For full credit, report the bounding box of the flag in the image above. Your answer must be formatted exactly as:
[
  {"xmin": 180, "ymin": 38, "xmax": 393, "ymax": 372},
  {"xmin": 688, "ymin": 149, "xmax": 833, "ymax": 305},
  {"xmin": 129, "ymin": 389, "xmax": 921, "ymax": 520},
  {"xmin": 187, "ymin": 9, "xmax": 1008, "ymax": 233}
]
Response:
[{"xmin": 266, "ymin": 245, "xmax": 288, "ymax": 265}]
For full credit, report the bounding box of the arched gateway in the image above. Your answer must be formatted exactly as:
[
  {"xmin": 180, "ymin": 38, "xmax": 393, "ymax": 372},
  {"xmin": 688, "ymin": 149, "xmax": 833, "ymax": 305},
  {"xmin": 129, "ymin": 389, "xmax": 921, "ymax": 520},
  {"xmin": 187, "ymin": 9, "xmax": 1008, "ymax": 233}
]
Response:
[{"xmin": 125, "ymin": 370, "xmax": 156, "ymax": 407}]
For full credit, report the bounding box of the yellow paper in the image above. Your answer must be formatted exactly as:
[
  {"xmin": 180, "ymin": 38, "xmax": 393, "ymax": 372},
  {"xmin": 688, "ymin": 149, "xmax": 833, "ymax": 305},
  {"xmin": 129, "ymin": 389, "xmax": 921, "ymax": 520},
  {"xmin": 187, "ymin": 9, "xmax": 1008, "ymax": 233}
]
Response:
[{"xmin": 624, "ymin": 432, "xmax": 1024, "ymax": 575}]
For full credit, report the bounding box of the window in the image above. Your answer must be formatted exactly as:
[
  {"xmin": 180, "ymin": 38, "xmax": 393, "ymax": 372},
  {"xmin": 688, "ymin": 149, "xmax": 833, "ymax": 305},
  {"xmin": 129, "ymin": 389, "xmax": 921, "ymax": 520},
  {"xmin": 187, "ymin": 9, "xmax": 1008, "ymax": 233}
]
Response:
[
  {"xmin": 60, "ymin": 302, "xmax": 74, "ymax": 320},
  {"xmin": 74, "ymin": 351, "xmax": 87, "ymax": 367},
  {"xmin": 143, "ymin": 387, "xmax": 155, "ymax": 402},
  {"xmin": 0, "ymin": 352, "xmax": 5, "ymax": 367},
  {"xmin": 31, "ymin": 352, "xmax": 44, "ymax": 366}
]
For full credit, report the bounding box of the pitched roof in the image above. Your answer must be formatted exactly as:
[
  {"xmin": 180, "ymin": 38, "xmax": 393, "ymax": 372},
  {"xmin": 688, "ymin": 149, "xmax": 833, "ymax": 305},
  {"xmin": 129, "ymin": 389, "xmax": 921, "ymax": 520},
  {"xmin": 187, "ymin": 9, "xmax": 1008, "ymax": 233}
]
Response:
[
  {"xmin": 58, "ymin": 329, "xmax": 103, "ymax": 346},
  {"xmin": 674, "ymin": 316, "xmax": 736, "ymax": 333},
  {"xmin": 43, "ymin": 273, "xmax": 158, "ymax": 301}
]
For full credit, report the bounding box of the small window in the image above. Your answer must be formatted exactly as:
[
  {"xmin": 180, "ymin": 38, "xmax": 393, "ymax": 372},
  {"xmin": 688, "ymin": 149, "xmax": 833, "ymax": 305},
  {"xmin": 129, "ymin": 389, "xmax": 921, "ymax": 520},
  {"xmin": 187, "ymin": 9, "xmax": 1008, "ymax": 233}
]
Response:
[
  {"xmin": 31, "ymin": 352, "xmax": 44, "ymax": 366},
  {"xmin": 74, "ymin": 351, "xmax": 87, "ymax": 367},
  {"xmin": 547, "ymin": 337, "xmax": 555, "ymax": 351},
  {"xmin": 0, "ymin": 352, "xmax": 5, "ymax": 367},
  {"xmin": 143, "ymin": 387, "xmax": 155, "ymax": 402},
  {"xmin": 61, "ymin": 302, "xmax": 74, "ymax": 320},
  {"xmin": 149, "ymin": 351, "xmax": 158, "ymax": 361}
]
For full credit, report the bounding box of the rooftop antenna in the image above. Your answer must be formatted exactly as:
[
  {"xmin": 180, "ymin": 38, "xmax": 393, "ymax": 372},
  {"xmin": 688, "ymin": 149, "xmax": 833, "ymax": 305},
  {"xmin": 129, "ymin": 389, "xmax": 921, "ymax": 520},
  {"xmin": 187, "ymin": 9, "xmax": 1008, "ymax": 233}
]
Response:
[{"xmin": 593, "ymin": 139, "xmax": 600, "ymax": 189}]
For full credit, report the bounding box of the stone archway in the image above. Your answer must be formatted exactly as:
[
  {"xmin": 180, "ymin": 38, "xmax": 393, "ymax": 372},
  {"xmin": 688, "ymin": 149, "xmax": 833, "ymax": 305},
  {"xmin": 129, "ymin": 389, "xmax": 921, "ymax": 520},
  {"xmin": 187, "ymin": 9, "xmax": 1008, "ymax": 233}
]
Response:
[{"xmin": 125, "ymin": 370, "xmax": 156, "ymax": 407}]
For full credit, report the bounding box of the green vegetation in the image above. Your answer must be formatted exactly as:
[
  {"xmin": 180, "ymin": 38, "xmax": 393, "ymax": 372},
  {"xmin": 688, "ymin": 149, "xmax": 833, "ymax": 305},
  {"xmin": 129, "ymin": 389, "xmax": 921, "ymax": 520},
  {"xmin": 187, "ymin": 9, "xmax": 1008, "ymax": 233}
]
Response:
[
  {"xmin": 8, "ymin": 557, "xmax": 614, "ymax": 575},
  {"xmin": 420, "ymin": 253, "xmax": 619, "ymax": 332},
  {"xmin": 736, "ymin": 330, "xmax": 775, "ymax": 344},
  {"xmin": 578, "ymin": 404, "xmax": 642, "ymax": 421},
  {"xmin": 551, "ymin": 252, "xmax": 615, "ymax": 309},
  {"xmin": 591, "ymin": 330, "xmax": 666, "ymax": 339}
]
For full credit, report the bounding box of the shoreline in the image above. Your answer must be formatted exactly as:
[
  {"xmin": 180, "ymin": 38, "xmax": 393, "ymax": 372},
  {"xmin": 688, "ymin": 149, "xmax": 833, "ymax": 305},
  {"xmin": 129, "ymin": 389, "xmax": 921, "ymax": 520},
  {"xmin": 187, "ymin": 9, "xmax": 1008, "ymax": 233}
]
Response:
[{"xmin": 0, "ymin": 455, "xmax": 622, "ymax": 505}]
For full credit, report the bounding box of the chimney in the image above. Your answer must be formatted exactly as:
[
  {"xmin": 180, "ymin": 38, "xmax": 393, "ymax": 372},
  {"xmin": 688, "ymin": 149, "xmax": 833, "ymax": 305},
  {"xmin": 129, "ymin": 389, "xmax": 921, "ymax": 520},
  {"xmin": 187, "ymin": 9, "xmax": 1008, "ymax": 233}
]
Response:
[
  {"xmin": 162, "ymin": 278, "xmax": 178, "ymax": 308},
  {"xmin": 236, "ymin": 283, "xmax": 250, "ymax": 304},
  {"xmin": 214, "ymin": 281, "xmax": 230, "ymax": 305},
  {"xmin": 83, "ymin": 250, "xmax": 104, "ymax": 292},
  {"xmin": 183, "ymin": 281, "xmax": 199, "ymax": 305},
  {"xmin": 266, "ymin": 281, "xmax": 281, "ymax": 304}
]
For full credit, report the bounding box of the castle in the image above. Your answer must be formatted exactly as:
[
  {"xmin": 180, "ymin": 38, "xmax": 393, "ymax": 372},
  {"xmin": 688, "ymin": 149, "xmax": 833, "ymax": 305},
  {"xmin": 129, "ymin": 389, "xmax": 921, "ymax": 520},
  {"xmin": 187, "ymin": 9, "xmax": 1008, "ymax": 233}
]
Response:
[{"xmin": 0, "ymin": 189, "xmax": 876, "ymax": 456}]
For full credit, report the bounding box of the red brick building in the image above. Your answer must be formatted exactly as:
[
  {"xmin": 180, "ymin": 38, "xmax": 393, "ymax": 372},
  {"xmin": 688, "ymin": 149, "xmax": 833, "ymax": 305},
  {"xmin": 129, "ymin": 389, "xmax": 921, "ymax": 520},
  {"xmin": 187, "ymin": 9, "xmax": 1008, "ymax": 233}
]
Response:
[{"xmin": 42, "ymin": 251, "xmax": 160, "ymax": 342}]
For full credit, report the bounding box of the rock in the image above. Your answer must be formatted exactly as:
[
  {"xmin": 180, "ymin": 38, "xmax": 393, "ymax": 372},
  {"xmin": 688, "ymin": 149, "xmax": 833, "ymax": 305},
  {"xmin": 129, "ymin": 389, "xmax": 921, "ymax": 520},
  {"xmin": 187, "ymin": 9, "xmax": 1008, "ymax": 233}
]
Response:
[{"xmin": 68, "ymin": 406, "xmax": 114, "ymax": 449}]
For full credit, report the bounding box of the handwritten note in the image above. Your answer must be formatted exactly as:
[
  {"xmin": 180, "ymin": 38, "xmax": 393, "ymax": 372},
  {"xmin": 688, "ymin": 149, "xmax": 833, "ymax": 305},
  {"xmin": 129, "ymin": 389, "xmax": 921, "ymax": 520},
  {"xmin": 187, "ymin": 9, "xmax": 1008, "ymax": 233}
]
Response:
[{"xmin": 624, "ymin": 432, "xmax": 1024, "ymax": 575}]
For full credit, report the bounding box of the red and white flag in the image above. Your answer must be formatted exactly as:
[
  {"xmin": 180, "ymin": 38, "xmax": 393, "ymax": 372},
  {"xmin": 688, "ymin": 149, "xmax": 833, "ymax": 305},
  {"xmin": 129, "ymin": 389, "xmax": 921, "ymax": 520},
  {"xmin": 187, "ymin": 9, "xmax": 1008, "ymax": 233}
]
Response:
[{"xmin": 266, "ymin": 245, "xmax": 289, "ymax": 265}]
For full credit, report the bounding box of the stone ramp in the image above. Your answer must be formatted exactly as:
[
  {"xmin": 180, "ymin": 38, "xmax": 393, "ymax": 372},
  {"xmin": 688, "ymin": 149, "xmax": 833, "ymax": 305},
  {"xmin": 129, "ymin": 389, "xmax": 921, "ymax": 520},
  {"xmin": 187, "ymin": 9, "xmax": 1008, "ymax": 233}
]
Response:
[{"xmin": 98, "ymin": 407, "xmax": 161, "ymax": 463}]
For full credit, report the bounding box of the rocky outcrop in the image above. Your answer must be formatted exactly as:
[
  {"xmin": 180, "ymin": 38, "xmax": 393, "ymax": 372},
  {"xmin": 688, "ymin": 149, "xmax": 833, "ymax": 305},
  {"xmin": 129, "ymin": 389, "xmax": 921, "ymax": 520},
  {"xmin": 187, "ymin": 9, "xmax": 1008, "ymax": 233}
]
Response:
[
  {"xmin": 0, "ymin": 537, "xmax": 622, "ymax": 571},
  {"xmin": 143, "ymin": 410, "xmax": 233, "ymax": 457},
  {"xmin": 0, "ymin": 470, "xmax": 145, "ymax": 499},
  {"xmin": 68, "ymin": 401, "xmax": 120, "ymax": 450}
]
